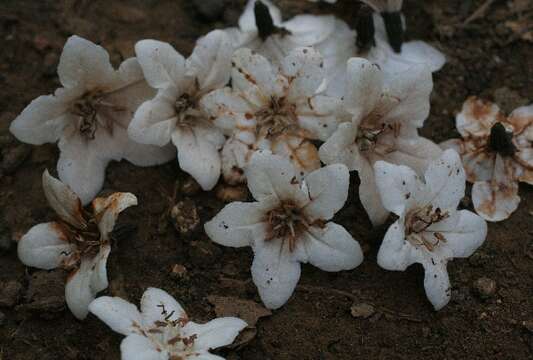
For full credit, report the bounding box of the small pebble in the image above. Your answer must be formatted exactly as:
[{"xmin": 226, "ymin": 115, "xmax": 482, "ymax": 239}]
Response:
[
  {"xmin": 170, "ymin": 264, "xmax": 188, "ymax": 279},
  {"xmin": 170, "ymin": 199, "xmax": 200, "ymax": 235},
  {"xmin": 350, "ymin": 303, "xmax": 375, "ymax": 319},
  {"xmin": 0, "ymin": 280, "xmax": 23, "ymax": 307},
  {"xmin": 473, "ymin": 277, "xmax": 497, "ymax": 299},
  {"xmin": 523, "ymin": 320, "xmax": 533, "ymax": 333}
]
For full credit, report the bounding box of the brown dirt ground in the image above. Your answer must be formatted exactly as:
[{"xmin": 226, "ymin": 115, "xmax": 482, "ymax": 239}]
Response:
[{"xmin": 0, "ymin": 0, "xmax": 532, "ymax": 359}]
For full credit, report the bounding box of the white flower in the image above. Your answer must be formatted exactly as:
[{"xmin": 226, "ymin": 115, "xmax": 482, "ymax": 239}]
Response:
[
  {"xmin": 319, "ymin": 57, "xmax": 442, "ymax": 226},
  {"xmin": 17, "ymin": 170, "xmax": 137, "ymax": 319},
  {"xmin": 9, "ymin": 36, "xmax": 175, "ymax": 205},
  {"xmin": 205, "ymin": 151, "xmax": 363, "ymax": 309},
  {"xmin": 128, "ymin": 30, "xmax": 233, "ymax": 190},
  {"xmin": 374, "ymin": 149, "xmax": 487, "ymax": 310},
  {"xmin": 441, "ymin": 97, "xmax": 533, "ymax": 221},
  {"xmin": 89, "ymin": 287, "xmax": 247, "ymax": 360},
  {"xmin": 225, "ymin": 0, "xmax": 356, "ymax": 97},
  {"xmin": 202, "ymin": 47, "xmax": 342, "ymax": 184}
]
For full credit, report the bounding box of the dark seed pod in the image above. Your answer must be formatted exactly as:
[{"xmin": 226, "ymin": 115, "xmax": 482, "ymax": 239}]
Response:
[
  {"xmin": 489, "ymin": 122, "xmax": 516, "ymax": 157},
  {"xmin": 355, "ymin": 4, "xmax": 376, "ymax": 52},
  {"xmin": 381, "ymin": 11, "xmax": 403, "ymax": 53},
  {"xmin": 254, "ymin": 1, "xmax": 277, "ymax": 40}
]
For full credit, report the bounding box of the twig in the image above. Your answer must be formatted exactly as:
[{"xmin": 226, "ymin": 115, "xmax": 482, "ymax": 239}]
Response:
[{"xmin": 463, "ymin": 0, "xmax": 495, "ymax": 26}]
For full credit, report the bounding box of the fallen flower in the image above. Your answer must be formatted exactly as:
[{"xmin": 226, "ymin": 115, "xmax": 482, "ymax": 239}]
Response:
[
  {"xmin": 9, "ymin": 35, "xmax": 175, "ymax": 205},
  {"xmin": 89, "ymin": 287, "xmax": 247, "ymax": 360},
  {"xmin": 374, "ymin": 149, "xmax": 487, "ymax": 310},
  {"xmin": 441, "ymin": 97, "xmax": 533, "ymax": 221},
  {"xmin": 129, "ymin": 30, "xmax": 232, "ymax": 190},
  {"xmin": 17, "ymin": 170, "xmax": 137, "ymax": 319},
  {"xmin": 202, "ymin": 46, "xmax": 342, "ymax": 184},
  {"xmin": 205, "ymin": 151, "xmax": 363, "ymax": 309},
  {"xmin": 319, "ymin": 57, "xmax": 441, "ymax": 226}
]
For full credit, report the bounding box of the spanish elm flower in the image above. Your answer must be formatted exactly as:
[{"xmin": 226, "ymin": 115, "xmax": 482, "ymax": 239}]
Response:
[
  {"xmin": 89, "ymin": 287, "xmax": 247, "ymax": 360},
  {"xmin": 128, "ymin": 30, "xmax": 233, "ymax": 190},
  {"xmin": 9, "ymin": 35, "xmax": 175, "ymax": 205},
  {"xmin": 17, "ymin": 170, "xmax": 137, "ymax": 319},
  {"xmin": 205, "ymin": 151, "xmax": 363, "ymax": 309},
  {"xmin": 319, "ymin": 57, "xmax": 441, "ymax": 226},
  {"xmin": 202, "ymin": 47, "xmax": 342, "ymax": 184},
  {"xmin": 374, "ymin": 150, "xmax": 487, "ymax": 310},
  {"xmin": 441, "ymin": 97, "xmax": 533, "ymax": 221}
]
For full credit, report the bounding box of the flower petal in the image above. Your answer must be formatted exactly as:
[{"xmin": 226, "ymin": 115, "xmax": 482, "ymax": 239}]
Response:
[
  {"xmin": 65, "ymin": 245, "xmax": 110, "ymax": 320},
  {"xmin": 283, "ymin": 15, "xmax": 336, "ymax": 46},
  {"xmin": 422, "ymin": 259, "xmax": 451, "ymax": 311},
  {"xmin": 456, "ymin": 97, "xmax": 501, "ymax": 138},
  {"xmin": 271, "ymin": 135, "xmax": 321, "ymax": 178},
  {"xmin": 377, "ymin": 219, "xmax": 415, "ymax": 271},
  {"xmin": 221, "ymin": 138, "xmax": 252, "ymax": 185},
  {"xmin": 360, "ymin": 160, "xmax": 390, "ymax": 226},
  {"xmin": 120, "ymin": 333, "xmax": 163, "ymax": 360},
  {"xmin": 89, "ymin": 296, "xmax": 142, "ymax": 336},
  {"xmin": 424, "ymin": 149, "xmax": 466, "ymax": 212},
  {"xmin": 343, "ymin": 58, "xmax": 383, "ymax": 118},
  {"xmin": 92, "ymin": 192, "xmax": 138, "ymax": 240},
  {"xmin": 42, "ymin": 170, "xmax": 87, "ymax": 229},
  {"xmin": 303, "ymin": 223, "xmax": 363, "ymax": 271},
  {"xmin": 140, "ymin": 288, "xmax": 187, "ymax": 328},
  {"xmin": 172, "ymin": 125, "xmax": 225, "ymax": 191},
  {"xmin": 251, "ymin": 239, "xmax": 301, "ymax": 309},
  {"xmin": 302, "ymin": 164, "xmax": 349, "ymax": 221},
  {"xmin": 57, "ymin": 35, "xmax": 115, "ymax": 89},
  {"xmin": 200, "ymin": 87, "xmax": 253, "ymax": 135},
  {"xmin": 399, "ymin": 41, "xmax": 446, "ymax": 72},
  {"xmin": 135, "ymin": 40, "xmax": 186, "ymax": 90},
  {"xmin": 205, "ymin": 201, "xmax": 268, "ymax": 248},
  {"xmin": 318, "ymin": 122, "xmax": 361, "ymax": 170},
  {"xmin": 297, "ymin": 95, "xmax": 342, "ymax": 141},
  {"xmin": 182, "ymin": 317, "xmax": 247, "ymax": 350},
  {"xmin": 282, "ymin": 47, "xmax": 325, "ymax": 100},
  {"xmin": 17, "ymin": 222, "xmax": 75, "ymax": 270},
  {"xmin": 384, "ymin": 130, "xmax": 442, "ymax": 174},
  {"xmin": 186, "ymin": 30, "xmax": 232, "ymax": 91}
]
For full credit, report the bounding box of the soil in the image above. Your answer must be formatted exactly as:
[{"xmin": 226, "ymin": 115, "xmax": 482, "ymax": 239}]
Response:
[{"xmin": 0, "ymin": 0, "xmax": 532, "ymax": 359}]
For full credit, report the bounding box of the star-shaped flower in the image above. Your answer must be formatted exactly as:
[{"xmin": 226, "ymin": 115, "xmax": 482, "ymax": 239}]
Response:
[
  {"xmin": 17, "ymin": 170, "xmax": 137, "ymax": 319},
  {"xmin": 374, "ymin": 149, "xmax": 487, "ymax": 310},
  {"xmin": 441, "ymin": 97, "xmax": 533, "ymax": 221},
  {"xmin": 128, "ymin": 30, "xmax": 233, "ymax": 190},
  {"xmin": 205, "ymin": 151, "xmax": 363, "ymax": 309},
  {"xmin": 89, "ymin": 287, "xmax": 247, "ymax": 360},
  {"xmin": 319, "ymin": 57, "xmax": 442, "ymax": 225},
  {"xmin": 10, "ymin": 36, "xmax": 175, "ymax": 205},
  {"xmin": 202, "ymin": 46, "xmax": 342, "ymax": 184}
]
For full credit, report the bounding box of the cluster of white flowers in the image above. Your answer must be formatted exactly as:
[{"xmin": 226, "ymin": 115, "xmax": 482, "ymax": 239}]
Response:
[{"xmin": 11, "ymin": 0, "xmax": 530, "ymax": 358}]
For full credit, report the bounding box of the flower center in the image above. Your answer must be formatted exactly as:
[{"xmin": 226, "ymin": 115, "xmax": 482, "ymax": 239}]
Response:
[
  {"xmin": 58, "ymin": 219, "xmax": 101, "ymax": 269},
  {"xmin": 356, "ymin": 121, "xmax": 400, "ymax": 153},
  {"xmin": 71, "ymin": 91, "xmax": 124, "ymax": 140},
  {"xmin": 175, "ymin": 93, "xmax": 202, "ymax": 127},
  {"xmin": 405, "ymin": 204, "xmax": 449, "ymax": 252},
  {"xmin": 489, "ymin": 122, "xmax": 516, "ymax": 157},
  {"xmin": 256, "ymin": 96, "xmax": 298, "ymax": 138}
]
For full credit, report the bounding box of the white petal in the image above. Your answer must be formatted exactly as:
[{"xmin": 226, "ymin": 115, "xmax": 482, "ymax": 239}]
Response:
[
  {"xmin": 200, "ymin": 87, "xmax": 253, "ymax": 135},
  {"xmin": 318, "ymin": 122, "xmax": 361, "ymax": 170},
  {"xmin": 221, "ymin": 138, "xmax": 252, "ymax": 185},
  {"xmin": 245, "ymin": 151, "xmax": 302, "ymax": 202},
  {"xmin": 424, "ymin": 149, "xmax": 466, "ymax": 212},
  {"xmin": 135, "ymin": 40, "xmax": 186, "ymax": 90},
  {"xmin": 422, "ymin": 259, "xmax": 451, "ymax": 311},
  {"xmin": 186, "ymin": 30, "xmax": 232, "ymax": 91},
  {"xmin": 92, "ymin": 192, "xmax": 138, "ymax": 240},
  {"xmin": 57, "ymin": 35, "xmax": 115, "ymax": 89},
  {"xmin": 399, "ymin": 41, "xmax": 446, "ymax": 72},
  {"xmin": 42, "ymin": 170, "xmax": 87, "ymax": 228},
  {"xmin": 377, "ymin": 219, "xmax": 415, "ymax": 271},
  {"xmin": 373, "ymin": 160, "xmax": 423, "ymax": 216},
  {"xmin": 360, "ymin": 160, "xmax": 390, "ymax": 226},
  {"xmin": 296, "ymin": 95, "xmax": 342, "ymax": 141},
  {"xmin": 343, "ymin": 58, "xmax": 383, "ymax": 118},
  {"xmin": 172, "ymin": 125, "xmax": 224, "ymax": 191},
  {"xmin": 384, "ymin": 132, "xmax": 442, "ymax": 174},
  {"xmin": 205, "ymin": 202, "xmax": 267, "ymax": 248},
  {"xmin": 9, "ymin": 94, "xmax": 69, "ymax": 145},
  {"xmin": 270, "ymin": 135, "xmax": 321, "ymax": 178},
  {"xmin": 140, "ymin": 288, "xmax": 186, "ymax": 328},
  {"xmin": 303, "ymin": 223, "xmax": 363, "ymax": 271},
  {"xmin": 89, "ymin": 296, "xmax": 142, "ymax": 336},
  {"xmin": 283, "ymin": 15, "xmax": 336, "ymax": 46},
  {"xmin": 251, "ymin": 240, "xmax": 301, "ymax": 309},
  {"xmin": 238, "ymin": 0, "xmax": 282, "ymax": 33},
  {"xmin": 302, "ymin": 164, "xmax": 349, "ymax": 221},
  {"xmin": 282, "ymin": 47, "xmax": 325, "ymax": 100},
  {"xmin": 17, "ymin": 222, "xmax": 75, "ymax": 270},
  {"xmin": 182, "ymin": 317, "xmax": 247, "ymax": 350},
  {"xmin": 65, "ymin": 246, "xmax": 111, "ymax": 320},
  {"xmin": 120, "ymin": 334, "xmax": 164, "ymax": 360},
  {"xmin": 427, "ymin": 210, "xmax": 487, "ymax": 258},
  {"xmin": 456, "ymin": 97, "xmax": 500, "ymax": 138}
]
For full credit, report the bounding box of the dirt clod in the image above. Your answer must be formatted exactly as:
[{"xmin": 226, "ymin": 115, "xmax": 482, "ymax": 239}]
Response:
[
  {"xmin": 473, "ymin": 277, "xmax": 497, "ymax": 299},
  {"xmin": 188, "ymin": 240, "xmax": 222, "ymax": 267},
  {"xmin": 0, "ymin": 215, "xmax": 12, "ymax": 252},
  {"xmin": 193, "ymin": 0, "xmax": 225, "ymax": 21},
  {"xmin": 350, "ymin": 303, "xmax": 375, "ymax": 319},
  {"xmin": 170, "ymin": 199, "xmax": 200, "ymax": 235},
  {"xmin": 170, "ymin": 264, "xmax": 188, "ymax": 279},
  {"xmin": 181, "ymin": 177, "xmax": 202, "ymax": 196},
  {"xmin": 0, "ymin": 280, "xmax": 23, "ymax": 307},
  {"xmin": 1, "ymin": 144, "xmax": 31, "ymax": 174}
]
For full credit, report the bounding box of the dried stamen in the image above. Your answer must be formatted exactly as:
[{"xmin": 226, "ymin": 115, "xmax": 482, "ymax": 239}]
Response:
[
  {"xmin": 489, "ymin": 122, "xmax": 516, "ymax": 157},
  {"xmin": 381, "ymin": 11, "xmax": 404, "ymax": 53},
  {"xmin": 254, "ymin": 0, "xmax": 290, "ymax": 40},
  {"xmin": 256, "ymin": 96, "xmax": 298, "ymax": 137},
  {"xmin": 72, "ymin": 91, "xmax": 124, "ymax": 140},
  {"xmin": 355, "ymin": 4, "xmax": 376, "ymax": 51},
  {"xmin": 405, "ymin": 205, "xmax": 449, "ymax": 252}
]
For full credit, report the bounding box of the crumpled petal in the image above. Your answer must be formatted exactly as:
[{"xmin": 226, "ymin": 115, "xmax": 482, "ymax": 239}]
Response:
[
  {"xmin": 221, "ymin": 138, "xmax": 252, "ymax": 185},
  {"xmin": 92, "ymin": 192, "xmax": 138, "ymax": 240},
  {"xmin": 120, "ymin": 333, "xmax": 164, "ymax": 360},
  {"xmin": 456, "ymin": 97, "xmax": 501, "ymax": 138},
  {"xmin": 440, "ymin": 138, "xmax": 496, "ymax": 183},
  {"xmin": 17, "ymin": 222, "xmax": 75, "ymax": 270},
  {"xmin": 303, "ymin": 223, "xmax": 363, "ymax": 272},
  {"xmin": 140, "ymin": 287, "xmax": 187, "ymax": 328},
  {"xmin": 135, "ymin": 40, "xmax": 186, "ymax": 90},
  {"xmin": 89, "ymin": 296, "xmax": 143, "ymax": 336},
  {"xmin": 57, "ymin": 35, "xmax": 115, "ymax": 89},
  {"xmin": 172, "ymin": 125, "xmax": 225, "ymax": 191},
  {"xmin": 182, "ymin": 317, "xmax": 247, "ymax": 350},
  {"xmin": 42, "ymin": 170, "xmax": 87, "ymax": 229},
  {"xmin": 65, "ymin": 245, "xmax": 111, "ymax": 320}
]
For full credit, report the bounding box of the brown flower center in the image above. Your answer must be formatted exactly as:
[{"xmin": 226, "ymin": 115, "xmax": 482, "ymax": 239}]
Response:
[
  {"xmin": 175, "ymin": 92, "xmax": 202, "ymax": 127},
  {"xmin": 58, "ymin": 218, "xmax": 101, "ymax": 268},
  {"xmin": 356, "ymin": 121, "xmax": 400, "ymax": 153},
  {"xmin": 256, "ymin": 96, "xmax": 298, "ymax": 138},
  {"xmin": 405, "ymin": 204, "xmax": 449, "ymax": 252}
]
